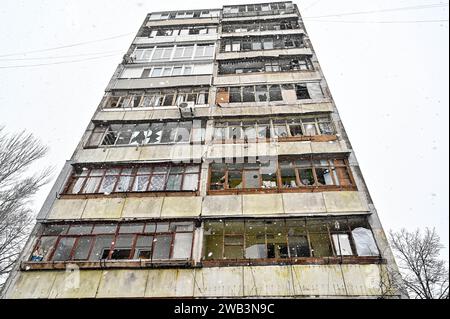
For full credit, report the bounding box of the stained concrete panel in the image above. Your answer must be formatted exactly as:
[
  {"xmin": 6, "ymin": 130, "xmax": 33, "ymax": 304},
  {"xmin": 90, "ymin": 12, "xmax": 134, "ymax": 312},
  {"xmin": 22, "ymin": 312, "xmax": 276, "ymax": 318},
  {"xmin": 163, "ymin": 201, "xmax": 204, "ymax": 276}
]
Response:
[
  {"xmin": 74, "ymin": 148, "xmax": 109, "ymax": 163},
  {"xmin": 323, "ymin": 191, "xmax": 369, "ymax": 213},
  {"xmin": 145, "ymin": 269, "xmax": 194, "ymax": 298},
  {"xmin": 8, "ymin": 271, "xmax": 56, "ymax": 299},
  {"xmin": 96, "ymin": 270, "xmax": 148, "ymax": 298},
  {"xmin": 104, "ymin": 147, "xmax": 141, "ymax": 162},
  {"xmin": 291, "ymin": 265, "xmax": 348, "ymax": 296},
  {"xmin": 171, "ymin": 144, "xmax": 200, "ymax": 161},
  {"xmin": 301, "ymin": 102, "xmax": 333, "ymax": 113},
  {"xmin": 121, "ymin": 197, "xmax": 163, "ymax": 219},
  {"xmin": 47, "ymin": 199, "xmax": 87, "ymax": 220},
  {"xmin": 49, "ymin": 270, "xmax": 102, "ymax": 299},
  {"xmin": 194, "ymin": 267, "xmax": 243, "ymax": 297},
  {"xmin": 243, "ymin": 194, "xmax": 284, "ymax": 216},
  {"xmin": 122, "ymin": 110, "xmax": 152, "ymax": 121},
  {"xmin": 201, "ymin": 195, "xmax": 242, "ymax": 216},
  {"xmin": 139, "ymin": 145, "xmax": 172, "ymax": 161},
  {"xmin": 310, "ymin": 141, "xmax": 343, "ymax": 153},
  {"xmin": 81, "ymin": 198, "xmax": 125, "ymax": 219},
  {"xmin": 243, "ymin": 266, "xmax": 294, "ymax": 297},
  {"xmin": 341, "ymin": 264, "xmax": 383, "ymax": 296},
  {"xmin": 278, "ymin": 141, "xmax": 312, "ymax": 155},
  {"xmin": 282, "ymin": 193, "xmax": 327, "ymax": 214},
  {"xmin": 92, "ymin": 111, "xmax": 126, "ymax": 122},
  {"xmin": 160, "ymin": 197, "xmax": 202, "ymax": 217}
]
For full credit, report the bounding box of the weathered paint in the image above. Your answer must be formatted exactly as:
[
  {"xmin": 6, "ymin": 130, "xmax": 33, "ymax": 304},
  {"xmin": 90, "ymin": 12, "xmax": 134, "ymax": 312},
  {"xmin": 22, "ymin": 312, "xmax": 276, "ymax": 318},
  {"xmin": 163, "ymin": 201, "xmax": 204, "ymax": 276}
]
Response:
[{"xmin": 6, "ymin": 264, "xmax": 393, "ymax": 298}]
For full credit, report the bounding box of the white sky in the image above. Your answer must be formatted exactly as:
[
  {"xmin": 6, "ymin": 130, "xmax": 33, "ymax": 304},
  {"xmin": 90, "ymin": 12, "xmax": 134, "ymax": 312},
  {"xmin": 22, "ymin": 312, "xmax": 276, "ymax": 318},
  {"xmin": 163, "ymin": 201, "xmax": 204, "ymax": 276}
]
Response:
[{"xmin": 0, "ymin": 0, "xmax": 448, "ymax": 260}]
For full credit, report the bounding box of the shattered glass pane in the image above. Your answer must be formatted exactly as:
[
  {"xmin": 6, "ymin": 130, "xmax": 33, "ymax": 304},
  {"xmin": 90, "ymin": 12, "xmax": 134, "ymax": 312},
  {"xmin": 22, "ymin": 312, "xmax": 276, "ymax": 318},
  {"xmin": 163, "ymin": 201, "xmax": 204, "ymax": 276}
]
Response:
[
  {"xmin": 149, "ymin": 174, "xmax": 166, "ymax": 191},
  {"xmin": 52, "ymin": 237, "xmax": 76, "ymax": 261}
]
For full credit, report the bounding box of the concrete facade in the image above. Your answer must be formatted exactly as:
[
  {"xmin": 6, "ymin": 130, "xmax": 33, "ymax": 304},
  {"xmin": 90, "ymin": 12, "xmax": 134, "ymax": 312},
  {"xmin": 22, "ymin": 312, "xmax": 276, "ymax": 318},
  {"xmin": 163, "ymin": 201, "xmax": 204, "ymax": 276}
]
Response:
[{"xmin": 2, "ymin": 1, "xmax": 403, "ymax": 299}]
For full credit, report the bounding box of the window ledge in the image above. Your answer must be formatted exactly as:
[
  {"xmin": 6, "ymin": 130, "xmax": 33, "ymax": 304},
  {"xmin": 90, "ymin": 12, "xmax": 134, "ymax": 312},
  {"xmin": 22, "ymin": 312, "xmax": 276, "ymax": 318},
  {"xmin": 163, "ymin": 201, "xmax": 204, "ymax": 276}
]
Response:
[
  {"xmin": 60, "ymin": 190, "xmax": 200, "ymax": 199},
  {"xmin": 207, "ymin": 186, "xmax": 357, "ymax": 195},
  {"xmin": 211, "ymin": 135, "xmax": 338, "ymax": 144},
  {"xmin": 20, "ymin": 256, "xmax": 385, "ymax": 271},
  {"xmin": 201, "ymin": 256, "xmax": 385, "ymax": 267},
  {"xmin": 101, "ymin": 104, "xmax": 210, "ymax": 112},
  {"xmin": 20, "ymin": 260, "xmax": 195, "ymax": 271},
  {"xmin": 217, "ymin": 70, "xmax": 315, "ymax": 77}
]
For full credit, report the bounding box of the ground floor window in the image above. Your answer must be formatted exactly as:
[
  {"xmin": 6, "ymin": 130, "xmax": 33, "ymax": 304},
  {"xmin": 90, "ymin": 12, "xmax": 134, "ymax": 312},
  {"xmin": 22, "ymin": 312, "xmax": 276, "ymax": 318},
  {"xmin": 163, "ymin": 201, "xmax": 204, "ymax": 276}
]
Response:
[{"xmin": 202, "ymin": 216, "xmax": 380, "ymax": 261}]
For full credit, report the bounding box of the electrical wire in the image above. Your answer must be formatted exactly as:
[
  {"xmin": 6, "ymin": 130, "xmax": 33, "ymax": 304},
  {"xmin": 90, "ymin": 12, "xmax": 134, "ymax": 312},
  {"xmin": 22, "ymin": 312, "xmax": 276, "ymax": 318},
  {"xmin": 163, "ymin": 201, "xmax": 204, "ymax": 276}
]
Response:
[
  {"xmin": 303, "ymin": 0, "xmax": 322, "ymax": 12},
  {"xmin": 0, "ymin": 32, "xmax": 134, "ymax": 58},
  {"xmin": 303, "ymin": 3, "xmax": 449, "ymax": 19},
  {"xmin": 0, "ymin": 50, "xmax": 123, "ymax": 61},
  {"xmin": 305, "ymin": 18, "xmax": 449, "ymax": 24},
  {"xmin": 0, "ymin": 53, "xmax": 120, "ymax": 69}
]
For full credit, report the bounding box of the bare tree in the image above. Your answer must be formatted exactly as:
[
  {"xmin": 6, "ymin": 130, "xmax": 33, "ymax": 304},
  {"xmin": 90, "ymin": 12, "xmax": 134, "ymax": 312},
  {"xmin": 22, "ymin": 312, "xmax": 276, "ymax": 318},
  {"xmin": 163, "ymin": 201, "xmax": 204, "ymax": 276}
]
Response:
[
  {"xmin": 0, "ymin": 126, "xmax": 51, "ymax": 293},
  {"xmin": 389, "ymin": 228, "xmax": 449, "ymax": 299}
]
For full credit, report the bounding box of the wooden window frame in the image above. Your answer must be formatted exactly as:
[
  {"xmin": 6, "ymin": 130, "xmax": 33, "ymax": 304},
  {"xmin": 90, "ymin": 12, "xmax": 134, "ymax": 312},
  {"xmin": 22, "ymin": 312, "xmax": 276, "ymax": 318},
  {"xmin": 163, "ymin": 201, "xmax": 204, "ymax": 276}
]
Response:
[
  {"xmin": 64, "ymin": 163, "xmax": 201, "ymax": 196},
  {"xmin": 207, "ymin": 156, "xmax": 356, "ymax": 195},
  {"xmin": 202, "ymin": 216, "xmax": 381, "ymax": 264},
  {"xmin": 30, "ymin": 221, "xmax": 195, "ymax": 263}
]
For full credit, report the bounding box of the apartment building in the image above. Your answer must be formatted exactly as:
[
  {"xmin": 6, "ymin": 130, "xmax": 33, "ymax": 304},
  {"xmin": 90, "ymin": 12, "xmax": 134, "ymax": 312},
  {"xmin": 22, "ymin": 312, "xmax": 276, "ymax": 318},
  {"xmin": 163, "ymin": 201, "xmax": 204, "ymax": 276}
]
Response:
[{"xmin": 2, "ymin": 1, "xmax": 404, "ymax": 298}]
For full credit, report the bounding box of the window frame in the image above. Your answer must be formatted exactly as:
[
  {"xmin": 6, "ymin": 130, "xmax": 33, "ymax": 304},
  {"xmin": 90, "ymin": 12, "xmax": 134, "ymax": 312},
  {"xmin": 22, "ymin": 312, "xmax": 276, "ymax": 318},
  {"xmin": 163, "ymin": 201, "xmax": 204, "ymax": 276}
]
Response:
[
  {"xmin": 202, "ymin": 216, "xmax": 380, "ymax": 264},
  {"xmin": 30, "ymin": 220, "xmax": 196, "ymax": 263},
  {"xmin": 64, "ymin": 163, "xmax": 201, "ymax": 196},
  {"xmin": 207, "ymin": 156, "xmax": 356, "ymax": 194}
]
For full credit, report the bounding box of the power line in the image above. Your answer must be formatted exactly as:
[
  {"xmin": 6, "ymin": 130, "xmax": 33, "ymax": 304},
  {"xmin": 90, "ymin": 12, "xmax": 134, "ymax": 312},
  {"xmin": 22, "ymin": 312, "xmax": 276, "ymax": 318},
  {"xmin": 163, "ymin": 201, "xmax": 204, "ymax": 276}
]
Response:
[
  {"xmin": 0, "ymin": 53, "xmax": 120, "ymax": 69},
  {"xmin": 303, "ymin": 0, "xmax": 321, "ymax": 12},
  {"xmin": 305, "ymin": 18, "xmax": 449, "ymax": 24},
  {"xmin": 0, "ymin": 50, "xmax": 123, "ymax": 61},
  {"xmin": 303, "ymin": 3, "xmax": 449, "ymax": 19},
  {"xmin": 0, "ymin": 32, "xmax": 134, "ymax": 58}
]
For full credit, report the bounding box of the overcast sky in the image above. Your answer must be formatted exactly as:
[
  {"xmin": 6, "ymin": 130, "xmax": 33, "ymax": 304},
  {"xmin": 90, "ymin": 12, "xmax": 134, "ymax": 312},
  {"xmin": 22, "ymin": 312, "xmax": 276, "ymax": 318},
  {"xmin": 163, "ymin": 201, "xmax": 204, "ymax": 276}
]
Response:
[{"xmin": 0, "ymin": 0, "xmax": 448, "ymax": 260}]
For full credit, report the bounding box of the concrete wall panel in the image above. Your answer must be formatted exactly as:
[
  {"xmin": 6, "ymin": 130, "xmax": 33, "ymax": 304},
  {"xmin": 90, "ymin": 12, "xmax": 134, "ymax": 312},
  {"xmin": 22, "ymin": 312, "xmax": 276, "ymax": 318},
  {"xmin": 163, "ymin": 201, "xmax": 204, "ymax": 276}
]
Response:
[
  {"xmin": 74, "ymin": 148, "xmax": 109, "ymax": 163},
  {"xmin": 195, "ymin": 267, "xmax": 243, "ymax": 297},
  {"xmin": 242, "ymin": 194, "xmax": 283, "ymax": 216},
  {"xmin": 145, "ymin": 269, "xmax": 194, "ymax": 298},
  {"xmin": 49, "ymin": 269, "xmax": 102, "ymax": 299},
  {"xmin": 96, "ymin": 269, "xmax": 148, "ymax": 298},
  {"xmin": 243, "ymin": 266, "xmax": 294, "ymax": 296},
  {"xmin": 81, "ymin": 198, "xmax": 125, "ymax": 219},
  {"xmin": 47, "ymin": 199, "xmax": 87, "ymax": 220},
  {"xmin": 121, "ymin": 197, "xmax": 163, "ymax": 219},
  {"xmin": 202, "ymin": 195, "xmax": 242, "ymax": 216},
  {"xmin": 282, "ymin": 193, "xmax": 327, "ymax": 214},
  {"xmin": 323, "ymin": 191, "xmax": 369, "ymax": 213},
  {"xmin": 160, "ymin": 197, "xmax": 202, "ymax": 217},
  {"xmin": 104, "ymin": 147, "xmax": 141, "ymax": 162},
  {"xmin": 8, "ymin": 271, "xmax": 56, "ymax": 299},
  {"xmin": 292, "ymin": 265, "xmax": 348, "ymax": 296}
]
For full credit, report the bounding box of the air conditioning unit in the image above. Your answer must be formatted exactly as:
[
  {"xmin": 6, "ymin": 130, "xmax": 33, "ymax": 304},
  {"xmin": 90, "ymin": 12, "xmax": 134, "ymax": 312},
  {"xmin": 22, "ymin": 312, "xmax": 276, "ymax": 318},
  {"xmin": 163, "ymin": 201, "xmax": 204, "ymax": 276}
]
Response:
[{"xmin": 178, "ymin": 101, "xmax": 195, "ymax": 118}]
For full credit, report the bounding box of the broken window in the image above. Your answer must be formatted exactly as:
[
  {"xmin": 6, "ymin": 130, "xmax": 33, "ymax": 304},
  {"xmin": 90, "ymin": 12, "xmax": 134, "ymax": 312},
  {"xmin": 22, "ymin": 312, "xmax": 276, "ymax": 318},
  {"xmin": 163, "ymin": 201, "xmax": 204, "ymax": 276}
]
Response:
[
  {"xmin": 203, "ymin": 216, "xmax": 377, "ymax": 262},
  {"xmin": 308, "ymin": 220, "xmax": 332, "ymax": 257},
  {"xmin": 221, "ymin": 35, "xmax": 305, "ymax": 53},
  {"xmin": 208, "ymin": 156, "xmax": 354, "ymax": 193},
  {"xmin": 229, "ymin": 87, "xmax": 242, "ymax": 103},
  {"xmin": 66, "ymin": 163, "xmax": 201, "ymax": 195},
  {"xmin": 242, "ymin": 86, "xmax": 256, "ymax": 102},
  {"xmin": 95, "ymin": 121, "xmax": 197, "ymax": 147},
  {"xmin": 255, "ymin": 85, "xmax": 268, "ymax": 102},
  {"xmin": 268, "ymin": 85, "xmax": 282, "ymax": 101},
  {"xmin": 33, "ymin": 221, "xmax": 196, "ymax": 263},
  {"xmin": 295, "ymin": 84, "xmax": 310, "ymax": 99},
  {"xmin": 331, "ymin": 233, "xmax": 353, "ymax": 256},
  {"xmin": 30, "ymin": 236, "xmax": 57, "ymax": 261},
  {"xmin": 348, "ymin": 218, "xmax": 380, "ymax": 256}
]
